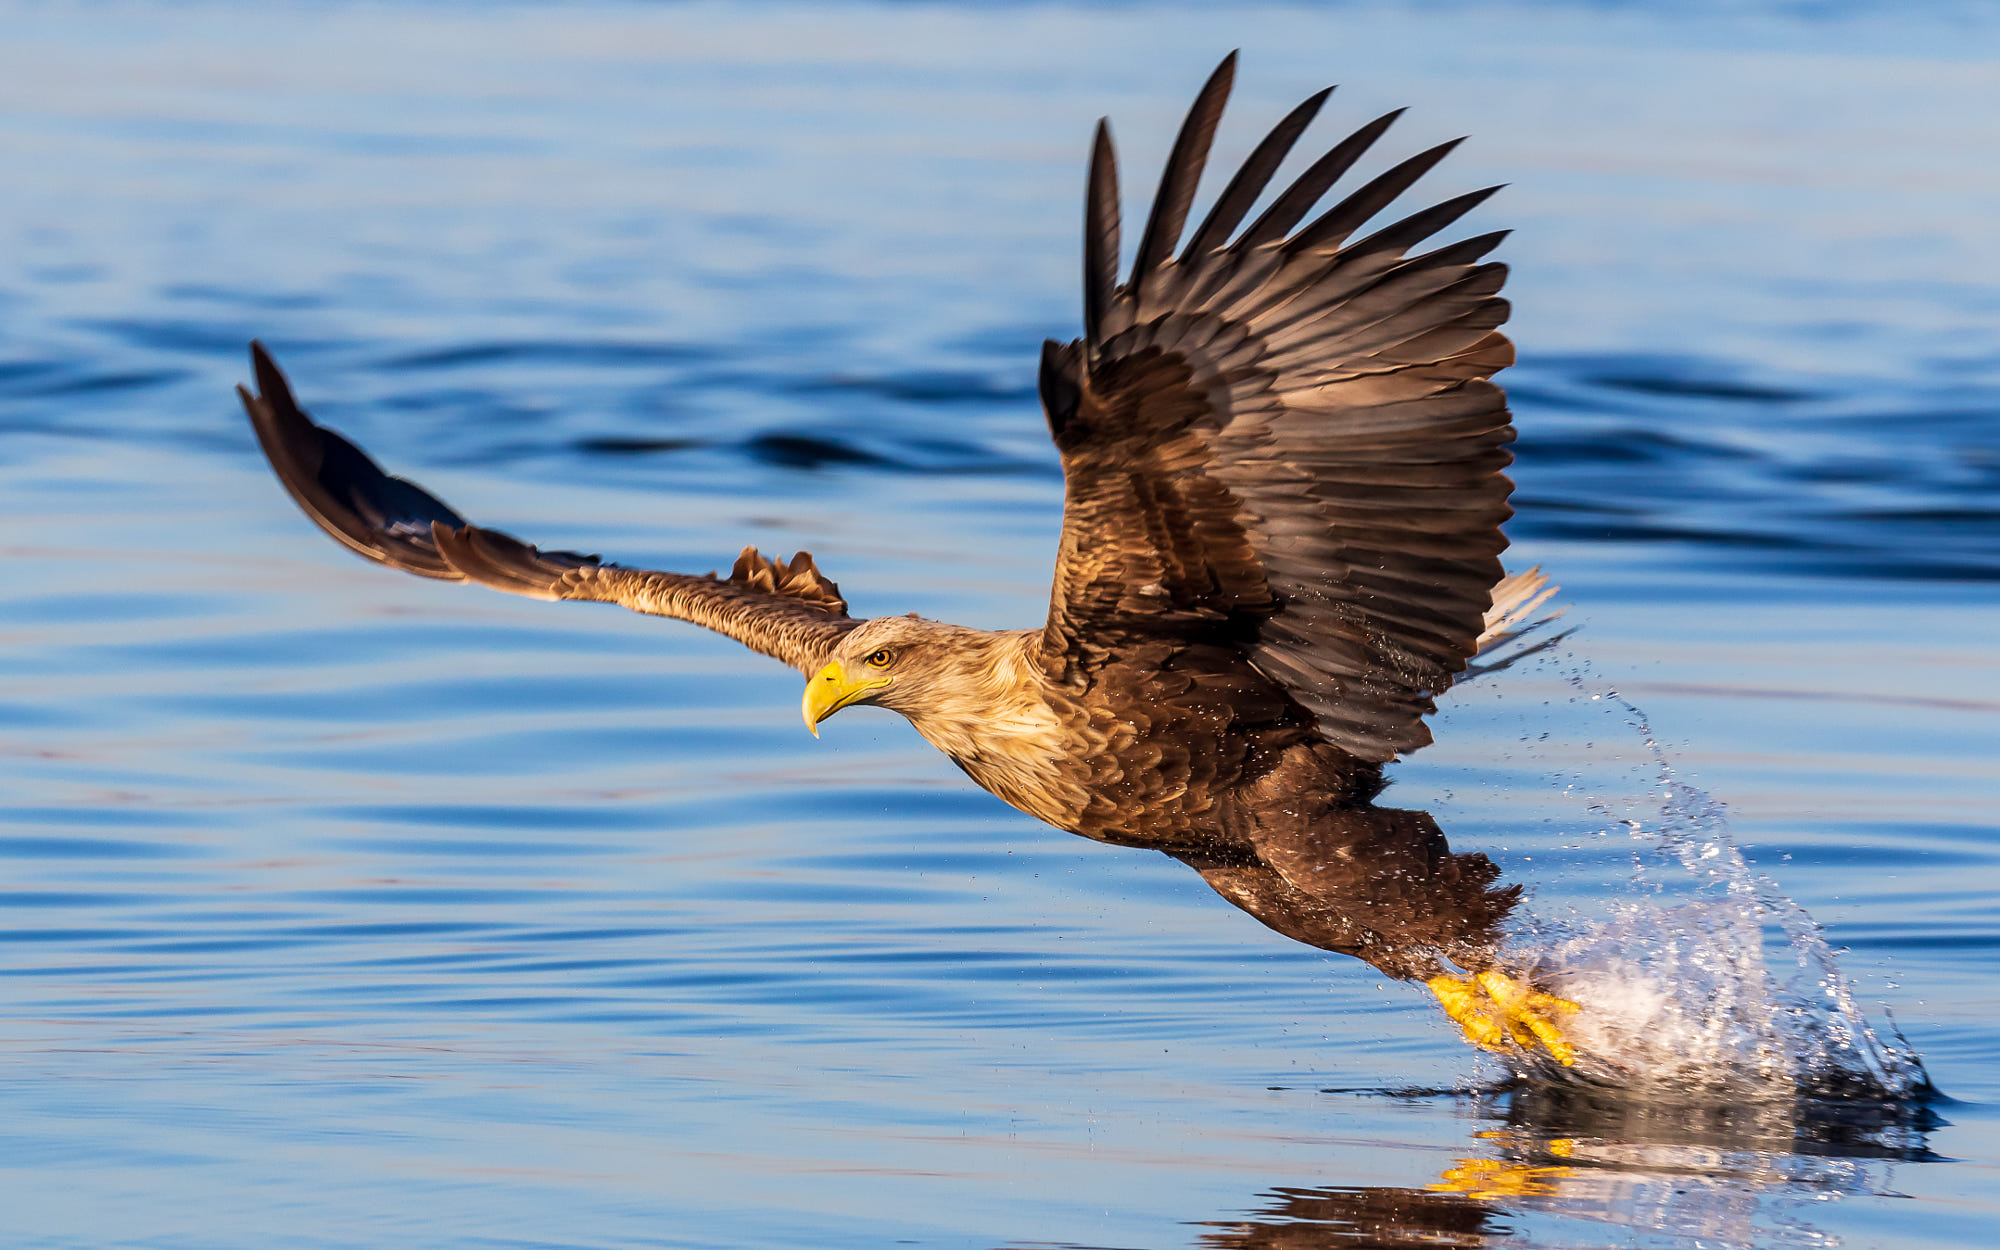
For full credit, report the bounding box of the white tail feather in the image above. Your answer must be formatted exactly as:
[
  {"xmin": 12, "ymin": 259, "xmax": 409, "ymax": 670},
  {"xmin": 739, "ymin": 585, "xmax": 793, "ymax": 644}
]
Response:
[{"xmin": 1458, "ymin": 566, "xmax": 1572, "ymax": 684}]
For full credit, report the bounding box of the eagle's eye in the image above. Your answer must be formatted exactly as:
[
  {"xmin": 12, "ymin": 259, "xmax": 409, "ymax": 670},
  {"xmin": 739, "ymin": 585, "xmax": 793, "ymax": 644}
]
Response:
[{"xmin": 865, "ymin": 648, "xmax": 894, "ymax": 669}]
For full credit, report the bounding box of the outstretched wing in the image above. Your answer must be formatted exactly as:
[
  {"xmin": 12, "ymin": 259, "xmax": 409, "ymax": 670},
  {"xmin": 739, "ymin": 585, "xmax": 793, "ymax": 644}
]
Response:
[
  {"xmin": 240, "ymin": 343, "xmax": 858, "ymax": 673},
  {"xmin": 1040, "ymin": 55, "xmax": 1517, "ymax": 762}
]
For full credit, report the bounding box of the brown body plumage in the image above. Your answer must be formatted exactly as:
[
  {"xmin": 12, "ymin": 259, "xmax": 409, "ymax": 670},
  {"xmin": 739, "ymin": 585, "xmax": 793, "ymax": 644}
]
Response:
[{"xmin": 241, "ymin": 57, "xmax": 1572, "ymax": 1026}]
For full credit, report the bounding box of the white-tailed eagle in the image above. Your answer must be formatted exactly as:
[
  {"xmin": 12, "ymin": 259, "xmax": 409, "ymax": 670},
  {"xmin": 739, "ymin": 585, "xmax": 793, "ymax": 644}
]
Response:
[{"xmin": 243, "ymin": 55, "xmax": 1576, "ymax": 1064}]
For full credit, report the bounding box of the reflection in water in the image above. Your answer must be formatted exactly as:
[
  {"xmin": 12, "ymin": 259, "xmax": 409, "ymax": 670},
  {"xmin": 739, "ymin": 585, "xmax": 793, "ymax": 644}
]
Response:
[
  {"xmin": 1189, "ymin": 1084, "xmax": 1941, "ymax": 1250},
  {"xmin": 1197, "ymin": 1183, "xmax": 1505, "ymax": 1248}
]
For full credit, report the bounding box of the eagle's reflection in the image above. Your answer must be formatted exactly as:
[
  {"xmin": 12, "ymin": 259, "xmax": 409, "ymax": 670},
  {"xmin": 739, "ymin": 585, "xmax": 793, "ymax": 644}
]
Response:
[
  {"xmin": 1196, "ymin": 1183, "xmax": 1503, "ymax": 1249},
  {"xmin": 1185, "ymin": 1084, "xmax": 1940, "ymax": 1249}
]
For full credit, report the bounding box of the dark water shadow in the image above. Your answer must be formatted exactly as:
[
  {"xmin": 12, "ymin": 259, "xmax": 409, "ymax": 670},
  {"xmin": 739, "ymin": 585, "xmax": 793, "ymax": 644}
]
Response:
[{"xmin": 1492, "ymin": 1079, "xmax": 1949, "ymax": 1164}]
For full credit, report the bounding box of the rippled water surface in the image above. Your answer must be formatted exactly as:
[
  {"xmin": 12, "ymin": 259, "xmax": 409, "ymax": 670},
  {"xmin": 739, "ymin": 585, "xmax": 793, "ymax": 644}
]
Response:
[{"xmin": 3, "ymin": 3, "xmax": 1998, "ymax": 1247}]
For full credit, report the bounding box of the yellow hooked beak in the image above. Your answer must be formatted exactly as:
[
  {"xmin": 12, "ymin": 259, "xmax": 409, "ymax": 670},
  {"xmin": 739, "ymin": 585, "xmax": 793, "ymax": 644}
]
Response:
[{"xmin": 802, "ymin": 661, "xmax": 891, "ymax": 737}]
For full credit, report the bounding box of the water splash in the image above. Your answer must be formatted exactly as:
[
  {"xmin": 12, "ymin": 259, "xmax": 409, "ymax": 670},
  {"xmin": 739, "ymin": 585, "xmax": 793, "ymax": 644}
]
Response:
[{"xmin": 1494, "ymin": 684, "xmax": 1928, "ymax": 1100}]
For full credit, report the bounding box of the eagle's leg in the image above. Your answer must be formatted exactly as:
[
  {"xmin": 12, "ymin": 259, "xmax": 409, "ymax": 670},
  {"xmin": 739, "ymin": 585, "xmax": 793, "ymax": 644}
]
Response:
[{"xmin": 1425, "ymin": 970, "xmax": 1579, "ymax": 1066}]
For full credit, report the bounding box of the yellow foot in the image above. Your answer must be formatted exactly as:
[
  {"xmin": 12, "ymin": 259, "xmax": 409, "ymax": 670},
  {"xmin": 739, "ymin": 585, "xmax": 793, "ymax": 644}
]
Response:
[{"xmin": 1425, "ymin": 970, "xmax": 1580, "ymax": 1066}]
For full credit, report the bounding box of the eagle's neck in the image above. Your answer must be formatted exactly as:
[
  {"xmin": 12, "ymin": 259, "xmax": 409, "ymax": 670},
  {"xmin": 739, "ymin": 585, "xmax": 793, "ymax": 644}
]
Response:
[{"xmin": 900, "ymin": 629, "xmax": 1080, "ymax": 827}]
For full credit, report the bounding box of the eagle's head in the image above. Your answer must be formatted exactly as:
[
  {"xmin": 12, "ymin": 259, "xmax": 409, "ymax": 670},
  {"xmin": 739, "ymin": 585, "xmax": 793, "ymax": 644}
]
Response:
[{"xmin": 800, "ymin": 614, "xmax": 1041, "ymax": 741}]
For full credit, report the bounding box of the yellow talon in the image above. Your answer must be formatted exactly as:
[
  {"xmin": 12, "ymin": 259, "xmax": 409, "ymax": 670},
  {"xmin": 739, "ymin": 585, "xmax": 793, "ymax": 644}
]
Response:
[
  {"xmin": 1425, "ymin": 973, "xmax": 1507, "ymax": 1050},
  {"xmin": 1425, "ymin": 970, "xmax": 1580, "ymax": 1066},
  {"xmin": 1477, "ymin": 970, "xmax": 1580, "ymax": 1065}
]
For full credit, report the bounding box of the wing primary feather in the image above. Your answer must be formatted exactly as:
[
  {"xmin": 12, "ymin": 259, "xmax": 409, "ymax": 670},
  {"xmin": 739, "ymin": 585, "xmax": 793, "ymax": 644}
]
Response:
[
  {"xmin": 1132, "ymin": 51, "xmax": 1237, "ymax": 290},
  {"xmin": 1398, "ymin": 228, "xmax": 1512, "ymax": 274},
  {"xmin": 240, "ymin": 341, "xmax": 467, "ymax": 580},
  {"xmin": 1340, "ymin": 185, "xmax": 1504, "ymax": 267},
  {"xmin": 1235, "ymin": 108, "xmax": 1403, "ymax": 252},
  {"xmin": 1084, "ymin": 119, "xmax": 1121, "ymax": 347},
  {"xmin": 1179, "ymin": 85, "xmax": 1332, "ymax": 264},
  {"xmin": 1285, "ymin": 138, "xmax": 1466, "ymax": 257},
  {"xmin": 248, "ymin": 342, "xmax": 315, "ymax": 468}
]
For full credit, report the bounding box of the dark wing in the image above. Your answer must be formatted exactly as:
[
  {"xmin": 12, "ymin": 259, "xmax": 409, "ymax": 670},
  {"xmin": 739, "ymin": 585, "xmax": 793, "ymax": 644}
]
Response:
[
  {"xmin": 239, "ymin": 342, "xmax": 858, "ymax": 673},
  {"xmin": 1040, "ymin": 55, "xmax": 1517, "ymax": 761}
]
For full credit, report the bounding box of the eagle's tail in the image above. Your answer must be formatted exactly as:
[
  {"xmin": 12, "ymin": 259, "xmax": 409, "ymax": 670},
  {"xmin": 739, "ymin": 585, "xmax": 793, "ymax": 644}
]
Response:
[{"xmin": 1459, "ymin": 567, "xmax": 1572, "ymax": 683}]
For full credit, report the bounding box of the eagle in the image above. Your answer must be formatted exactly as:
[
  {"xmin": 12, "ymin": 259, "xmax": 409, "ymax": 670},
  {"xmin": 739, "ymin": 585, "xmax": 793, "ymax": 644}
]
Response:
[{"xmin": 240, "ymin": 55, "xmax": 1578, "ymax": 1066}]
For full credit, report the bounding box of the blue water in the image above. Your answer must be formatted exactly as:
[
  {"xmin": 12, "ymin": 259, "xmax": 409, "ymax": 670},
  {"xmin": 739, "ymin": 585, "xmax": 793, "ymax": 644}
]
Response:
[{"xmin": 3, "ymin": 3, "xmax": 1998, "ymax": 1247}]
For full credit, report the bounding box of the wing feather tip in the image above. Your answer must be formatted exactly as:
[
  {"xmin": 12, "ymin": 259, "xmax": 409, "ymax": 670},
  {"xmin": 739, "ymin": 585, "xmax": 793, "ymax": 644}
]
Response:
[
  {"xmin": 1084, "ymin": 118, "xmax": 1121, "ymax": 346},
  {"xmin": 1133, "ymin": 51, "xmax": 1239, "ymax": 285}
]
